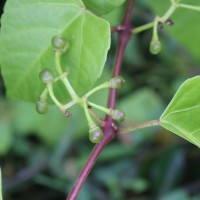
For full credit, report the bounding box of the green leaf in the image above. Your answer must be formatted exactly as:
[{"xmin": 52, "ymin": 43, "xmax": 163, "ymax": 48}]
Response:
[
  {"xmin": 101, "ymin": 5, "xmax": 125, "ymax": 26},
  {"xmin": 83, "ymin": 0, "xmax": 126, "ymax": 15},
  {"xmin": 160, "ymin": 76, "xmax": 200, "ymax": 147},
  {"xmin": 148, "ymin": 0, "xmax": 200, "ymax": 61},
  {"xmin": 0, "ymin": 0, "xmax": 110, "ymax": 103}
]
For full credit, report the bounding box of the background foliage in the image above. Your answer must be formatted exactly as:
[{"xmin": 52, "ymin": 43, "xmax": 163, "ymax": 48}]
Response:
[{"xmin": 1, "ymin": 0, "xmax": 200, "ymax": 200}]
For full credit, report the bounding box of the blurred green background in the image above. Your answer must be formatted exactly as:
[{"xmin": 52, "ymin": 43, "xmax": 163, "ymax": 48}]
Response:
[{"xmin": 1, "ymin": 0, "xmax": 200, "ymax": 199}]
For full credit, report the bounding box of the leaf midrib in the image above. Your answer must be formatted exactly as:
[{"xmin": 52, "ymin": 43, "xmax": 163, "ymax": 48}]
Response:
[{"xmin": 162, "ymin": 105, "xmax": 200, "ymax": 119}]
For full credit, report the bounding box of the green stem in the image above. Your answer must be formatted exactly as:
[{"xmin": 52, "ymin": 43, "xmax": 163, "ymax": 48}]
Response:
[
  {"xmin": 46, "ymin": 83, "xmax": 62, "ymax": 108},
  {"xmin": 162, "ymin": 3, "xmax": 178, "ymax": 21},
  {"xmin": 89, "ymin": 109, "xmax": 105, "ymax": 127},
  {"xmin": 132, "ymin": 22, "xmax": 154, "ymax": 34},
  {"xmin": 132, "ymin": 1, "xmax": 200, "ymax": 35},
  {"xmin": 83, "ymin": 101, "xmax": 96, "ymax": 128},
  {"xmin": 60, "ymin": 73, "xmax": 79, "ymax": 102},
  {"xmin": 84, "ymin": 81, "xmax": 110, "ymax": 98},
  {"xmin": 40, "ymin": 89, "xmax": 48, "ymax": 102},
  {"xmin": 179, "ymin": 4, "xmax": 200, "ymax": 11},
  {"xmin": 40, "ymin": 75, "xmax": 62, "ymax": 98},
  {"xmin": 88, "ymin": 101, "xmax": 111, "ymax": 115},
  {"xmin": 55, "ymin": 52, "xmax": 63, "ymax": 76},
  {"xmin": 119, "ymin": 120, "xmax": 160, "ymax": 134},
  {"xmin": 62, "ymin": 100, "xmax": 77, "ymax": 110},
  {"xmin": 152, "ymin": 17, "xmax": 159, "ymax": 40},
  {"xmin": 132, "ymin": 3, "xmax": 178, "ymax": 34},
  {"xmin": 54, "ymin": 53, "xmax": 79, "ymax": 101}
]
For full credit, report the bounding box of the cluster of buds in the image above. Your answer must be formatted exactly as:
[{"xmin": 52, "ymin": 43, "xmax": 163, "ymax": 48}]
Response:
[{"xmin": 36, "ymin": 35, "xmax": 126, "ymax": 144}]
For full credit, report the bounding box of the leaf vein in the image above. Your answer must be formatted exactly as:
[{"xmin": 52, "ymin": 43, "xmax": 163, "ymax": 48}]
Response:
[{"xmin": 162, "ymin": 105, "xmax": 200, "ymax": 119}]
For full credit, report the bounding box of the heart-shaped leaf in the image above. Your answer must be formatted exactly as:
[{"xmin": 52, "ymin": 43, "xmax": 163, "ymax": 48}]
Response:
[
  {"xmin": 160, "ymin": 76, "xmax": 200, "ymax": 147},
  {"xmin": 0, "ymin": 0, "xmax": 110, "ymax": 103}
]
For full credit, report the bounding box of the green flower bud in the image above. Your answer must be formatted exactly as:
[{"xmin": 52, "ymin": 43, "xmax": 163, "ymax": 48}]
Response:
[
  {"xmin": 36, "ymin": 100, "xmax": 48, "ymax": 114},
  {"xmin": 39, "ymin": 68, "xmax": 53, "ymax": 84},
  {"xmin": 51, "ymin": 35, "xmax": 69, "ymax": 54},
  {"xmin": 89, "ymin": 126, "xmax": 104, "ymax": 143},
  {"xmin": 149, "ymin": 39, "xmax": 162, "ymax": 55},
  {"xmin": 110, "ymin": 109, "xmax": 126, "ymax": 122},
  {"xmin": 110, "ymin": 76, "xmax": 125, "ymax": 89}
]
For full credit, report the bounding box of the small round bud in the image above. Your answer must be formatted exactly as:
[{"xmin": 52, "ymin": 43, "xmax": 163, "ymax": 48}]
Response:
[
  {"xmin": 110, "ymin": 109, "xmax": 126, "ymax": 122},
  {"xmin": 110, "ymin": 76, "xmax": 125, "ymax": 89},
  {"xmin": 149, "ymin": 40, "xmax": 162, "ymax": 55},
  {"xmin": 39, "ymin": 68, "xmax": 53, "ymax": 84},
  {"xmin": 89, "ymin": 126, "xmax": 104, "ymax": 143},
  {"xmin": 36, "ymin": 100, "xmax": 48, "ymax": 114},
  {"xmin": 51, "ymin": 35, "xmax": 69, "ymax": 54}
]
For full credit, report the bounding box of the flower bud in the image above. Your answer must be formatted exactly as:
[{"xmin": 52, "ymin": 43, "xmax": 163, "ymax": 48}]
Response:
[
  {"xmin": 36, "ymin": 100, "xmax": 48, "ymax": 114},
  {"xmin": 149, "ymin": 39, "xmax": 162, "ymax": 55},
  {"xmin": 110, "ymin": 109, "xmax": 126, "ymax": 122},
  {"xmin": 39, "ymin": 68, "xmax": 53, "ymax": 84},
  {"xmin": 110, "ymin": 76, "xmax": 125, "ymax": 89},
  {"xmin": 51, "ymin": 35, "xmax": 69, "ymax": 54},
  {"xmin": 89, "ymin": 126, "xmax": 104, "ymax": 143}
]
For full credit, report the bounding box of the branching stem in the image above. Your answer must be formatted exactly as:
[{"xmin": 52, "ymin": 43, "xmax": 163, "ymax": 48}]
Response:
[
  {"xmin": 46, "ymin": 83, "xmax": 62, "ymax": 108},
  {"xmin": 66, "ymin": 1, "xmax": 200, "ymax": 199},
  {"xmin": 55, "ymin": 53, "xmax": 63, "ymax": 76},
  {"xmin": 132, "ymin": 2, "xmax": 178, "ymax": 34},
  {"xmin": 66, "ymin": 1, "xmax": 135, "ymax": 199},
  {"xmin": 84, "ymin": 81, "xmax": 109, "ymax": 98},
  {"xmin": 179, "ymin": 4, "xmax": 200, "ymax": 11},
  {"xmin": 82, "ymin": 101, "xmax": 96, "ymax": 128},
  {"xmin": 88, "ymin": 101, "xmax": 111, "ymax": 115}
]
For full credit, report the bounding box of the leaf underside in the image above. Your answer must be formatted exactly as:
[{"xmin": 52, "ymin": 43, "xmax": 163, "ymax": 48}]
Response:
[
  {"xmin": 160, "ymin": 76, "xmax": 200, "ymax": 148},
  {"xmin": 0, "ymin": 0, "xmax": 110, "ymax": 103}
]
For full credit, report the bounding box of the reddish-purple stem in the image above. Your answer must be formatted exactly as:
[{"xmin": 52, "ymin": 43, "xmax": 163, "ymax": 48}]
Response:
[{"xmin": 67, "ymin": 1, "xmax": 135, "ymax": 199}]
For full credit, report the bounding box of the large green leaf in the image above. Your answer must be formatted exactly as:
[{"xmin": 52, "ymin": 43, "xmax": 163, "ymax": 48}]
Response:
[
  {"xmin": 160, "ymin": 76, "xmax": 200, "ymax": 147},
  {"xmin": 0, "ymin": 0, "xmax": 110, "ymax": 103},
  {"xmin": 83, "ymin": 0, "xmax": 126, "ymax": 15},
  {"xmin": 148, "ymin": 0, "xmax": 200, "ymax": 61}
]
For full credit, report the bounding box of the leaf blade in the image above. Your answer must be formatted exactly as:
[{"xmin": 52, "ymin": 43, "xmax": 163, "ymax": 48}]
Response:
[
  {"xmin": 0, "ymin": 0, "xmax": 110, "ymax": 103},
  {"xmin": 160, "ymin": 76, "xmax": 200, "ymax": 147}
]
